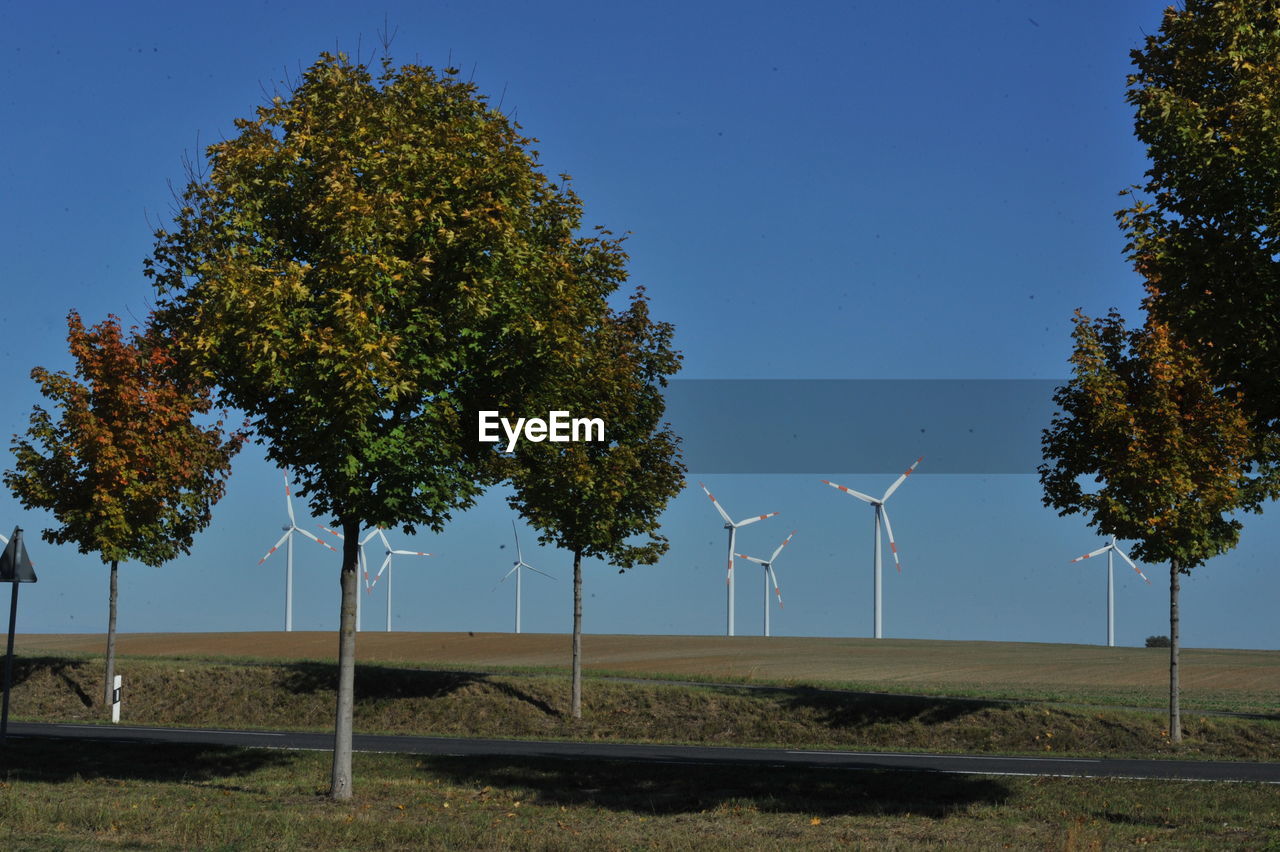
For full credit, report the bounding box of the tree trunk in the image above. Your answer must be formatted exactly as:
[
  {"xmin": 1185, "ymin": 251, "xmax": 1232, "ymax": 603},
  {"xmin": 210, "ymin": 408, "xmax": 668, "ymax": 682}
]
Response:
[
  {"xmin": 330, "ymin": 517, "xmax": 360, "ymax": 801},
  {"xmin": 1169, "ymin": 558, "xmax": 1181, "ymax": 744},
  {"xmin": 571, "ymin": 548, "xmax": 583, "ymax": 720},
  {"xmin": 103, "ymin": 560, "xmax": 118, "ymax": 711}
]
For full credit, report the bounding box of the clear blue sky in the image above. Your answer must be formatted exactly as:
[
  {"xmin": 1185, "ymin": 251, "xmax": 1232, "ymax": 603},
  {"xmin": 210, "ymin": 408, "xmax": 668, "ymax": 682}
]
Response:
[{"xmin": 4, "ymin": 1, "xmax": 1275, "ymax": 650}]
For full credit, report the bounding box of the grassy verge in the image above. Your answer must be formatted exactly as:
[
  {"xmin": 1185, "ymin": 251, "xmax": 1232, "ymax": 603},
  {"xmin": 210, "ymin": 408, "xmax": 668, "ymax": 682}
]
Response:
[
  {"xmin": 21, "ymin": 641, "xmax": 1277, "ymax": 715},
  {"xmin": 1, "ymin": 738, "xmax": 1277, "ymax": 849},
  {"xmin": 8, "ymin": 655, "xmax": 1280, "ymax": 762}
]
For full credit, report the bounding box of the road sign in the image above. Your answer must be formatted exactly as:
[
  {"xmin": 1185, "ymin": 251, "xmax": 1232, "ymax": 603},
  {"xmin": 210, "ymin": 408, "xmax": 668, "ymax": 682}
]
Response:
[
  {"xmin": 0, "ymin": 528, "xmax": 36, "ymax": 583},
  {"xmin": 2, "ymin": 528, "xmax": 37, "ymax": 743}
]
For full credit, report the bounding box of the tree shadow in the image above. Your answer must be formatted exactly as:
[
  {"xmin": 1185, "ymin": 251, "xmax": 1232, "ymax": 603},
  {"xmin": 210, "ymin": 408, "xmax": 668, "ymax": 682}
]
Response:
[
  {"xmin": 6, "ymin": 656, "xmax": 95, "ymax": 708},
  {"xmin": 778, "ymin": 686, "xmax": 1001, "ymax": 728},
  {"xmin": 486, "ymin": 679, "xmax": 561, "ymax": 717},
  {"xmin": 424, "ymin": 754, "xmax": 1009, "ymax": 817},
  {"xmin": 276, "ymin": 663, "xmax": 480, "ymax": 700},
  {"xmin": 275, "ymin": 663, "xmax": 560, "ymax": 715},
  {"xmin": 1, "ymin": 737, "xmax": 296, "ymax": 788}
]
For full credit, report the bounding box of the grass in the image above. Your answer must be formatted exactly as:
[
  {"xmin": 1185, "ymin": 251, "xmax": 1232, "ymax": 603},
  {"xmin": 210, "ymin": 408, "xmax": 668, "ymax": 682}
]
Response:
[
  {"xmin": 1, "ymin": 738, "xmax": 1277, "ymax": 849},
  {"xmin": 19, "ymin": 631, "xmax": 1280, "ymax": 714},
  {"xmin": 4, "ymin": 636, "xmax": 1279, "ymax": 848},
  {"xmin": 7, "ymin": 654, "xmax": 1280, "ymax": 762}
]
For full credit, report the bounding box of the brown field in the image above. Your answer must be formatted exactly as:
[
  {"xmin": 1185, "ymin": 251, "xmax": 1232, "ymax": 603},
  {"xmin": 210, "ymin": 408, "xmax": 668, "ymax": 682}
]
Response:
[{"xmin": 16, "ymin": 631, "xmax": 1280, "ymax": 703}]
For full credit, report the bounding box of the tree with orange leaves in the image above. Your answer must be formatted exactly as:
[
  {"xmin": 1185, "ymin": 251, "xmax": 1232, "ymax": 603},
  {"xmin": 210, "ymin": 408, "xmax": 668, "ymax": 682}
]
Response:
[
  {"xmin": 5, "ymin": 311, "xmax": 244, "ymax": 713},
  {"xmin": 1040, "ymin": 308, "xmax": 1279, "ymax": 743}
]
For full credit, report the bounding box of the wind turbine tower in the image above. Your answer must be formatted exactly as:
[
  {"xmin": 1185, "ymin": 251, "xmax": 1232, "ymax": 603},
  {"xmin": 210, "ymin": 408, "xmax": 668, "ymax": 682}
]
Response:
[
  {"xmin": 736, "ymin": 530, "xmax": 796, "ymax": 637},
  {"xmin": 1071, "ymin": 535, "xmax": 1150, "ymax": 646},
  {"xmin": 821, "ymin": 457, "xmax": 921, "ymax": 639},
  {"xmin": 257, "ymin": 470, "xmax": 336, "ymax": 631},
  {"xmin": 497, "ymin": 521, "xmax": 553, "ymax": 633},
  {"xmin": 367, "ymin": 528, "xmax": 433, "ymax": 632},
  {"xmin": 698, "ymin": 482, "xmax": 778, "ymax": 637}
]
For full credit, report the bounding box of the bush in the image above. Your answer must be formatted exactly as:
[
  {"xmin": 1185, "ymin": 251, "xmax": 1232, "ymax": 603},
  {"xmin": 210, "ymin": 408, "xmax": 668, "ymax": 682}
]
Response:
[{"xmin": 1145, "ymin": 635, "xmax": 1171, "ymax": 648}]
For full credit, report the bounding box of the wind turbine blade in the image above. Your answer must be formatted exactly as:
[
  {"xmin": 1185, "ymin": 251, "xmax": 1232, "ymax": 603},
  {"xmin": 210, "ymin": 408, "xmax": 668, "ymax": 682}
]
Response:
[
  {"xmin": 376, "ymin": 527, "xmax": 392, "ymax": 552},
  {"xmin": 391, "ymin": 549, "xmax": 431, "ymax": 557},
  {"xmin": 820, "ymin": 479, "xmax": 877, "ymax": 504},
  {"xmin": 257, "ymin": 531, "xmax": 292, "ymax": 565},
  {"xmin": 769, "ymin": 530, "xmax": 797, "ymax": 564},
  {"xmin": 295, "ymin": 527, "xmax": 339, "ymax": 552},
  {"xmin": 881, "ymin": 456, "xmax": 923, "ymax": 502},
  {"xmin": 736, "ymin": 553, "xmax": 767, "ymax": 565},
  {"xmin": 319, "ymin": 525, "xmax": 343, "ymax": 540},
  {"xmin": 359, "ymin": 529, "xmax": 381, "ymax": 546},
  {"xmin": 369, "ymin": 554, "xmax": 392, "ymax": 590},
  {"xmin": 1113, "ymin": 546, "xmax": 1151, "ymax": 584},
  {"xmin": 525, "ymin": 563, "xmax": 555, "ymax": 580},
  {"xmin": 768, "ymin": 564, "xmax": 784, "ymax": 609},
  {"xmin": 698, "ymin": 481, "xmax": 735, "ymax": 525},
  {"xmin": 734, "ymin": 511, "xmax": 779, "ymax": 528},
  {"xmin": 496, "ymin": 564, "xmax": 519, "ymax": 585},
  {"xmin": 880, "ymin": 506, "xmax": 903, "ymax": 572},
  {"xmin": 283, "ymin": 470, "xmax": 296, "ymax": 526},
  {"xmin": 512, "ymin": 520, "xmax": 524, "ymax": 563},
  {"xmin": 1071, "ymin": 544, "xmax": 1112, "ymax": 563}
]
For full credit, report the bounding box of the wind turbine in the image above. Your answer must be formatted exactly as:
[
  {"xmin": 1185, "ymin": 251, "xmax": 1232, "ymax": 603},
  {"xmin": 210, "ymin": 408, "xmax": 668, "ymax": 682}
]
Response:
[
  {"xmin": 698, "ymin": 482, "xmax": 779, "ymax": 637},
  {"xmin": 1071, "ymin": 535, "xmax": 1150, "ymax": 647},
  {"xmin": 257, "ymin": 470, "xmax": 336, "ymax": 631},
  {"xmin": 820, "ymin": 456, "xmax": 922, "ymax": 639},
  {"xmin": 496, "ymin": 521, "xmax": 553, "ymax": 633},
  {"xmin": 735, "ymin": 530, "xmax": 796, "ymax": 637},
  {"xmin": 319, "ymin": 526, "xmax": 381, "ymax": 632},
  {"xmin": 366, "ymin": 528, "xmax": 433, "ymax": 632}
]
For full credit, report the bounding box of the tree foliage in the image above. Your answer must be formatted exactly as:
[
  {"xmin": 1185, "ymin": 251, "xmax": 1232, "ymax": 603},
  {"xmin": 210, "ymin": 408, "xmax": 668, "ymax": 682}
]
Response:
[
  {"xmin": 507, "ymin": 287, "xmax": 685, "ymax": 570},
  {"xmin": 1040, "ymin": 310, "xmax": 1275, "ymax": 568},
  {"xmin": 147, "ymin": 52, "xmax": 620, "ymax": 530},
  {"xmin": 1120, "ymin": 0, "xmax": 1280, "ymax": 428},
  {"xmin": 6, "ymin": 311, "xmax": 244, "ymax": 564},
  {"xmin": 144, "ymin": 51, "xmax": 634, "ymax": 798}
]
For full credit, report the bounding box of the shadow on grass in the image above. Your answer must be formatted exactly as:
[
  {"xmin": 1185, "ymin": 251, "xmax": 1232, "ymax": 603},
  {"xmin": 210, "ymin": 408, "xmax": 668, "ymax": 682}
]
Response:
[
  {"xmin": 0, "ymin": 737, "xmax": 296, "ymax": 787},
  {"xmin": 277, "ymin": 663, "xmax": 561, "ymax": 716},
  {"xmin": 6, "ymin": 656, "xmax": 96, "ymax": 708},
  {"xmin": 780, "ymin": 687, "xmax": 1000, "ymax": 728},
  {"xmin": 424, "ymin": 754, "xmax": 1009, "ymax": 817},
  {"xmin": 278, "ymin": 663, "xmax": 479, "ymax": 700}
]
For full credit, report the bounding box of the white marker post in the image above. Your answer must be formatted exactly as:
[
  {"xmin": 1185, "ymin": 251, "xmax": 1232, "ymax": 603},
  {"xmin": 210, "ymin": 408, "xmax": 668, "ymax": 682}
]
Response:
[{"xmin": 111, "ymin": 675, "xmax": 122, "ymax": 723}]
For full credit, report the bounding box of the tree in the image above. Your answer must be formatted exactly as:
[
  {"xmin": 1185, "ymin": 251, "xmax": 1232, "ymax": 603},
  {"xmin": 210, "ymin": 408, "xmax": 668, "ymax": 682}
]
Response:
[
  {"xmin": 505, "ymin": 287, "xmax": 684, "ymax": 719},
  {"xmin": 1040, "ymin": 309, "xmax": 1277, "ymax": 742},
  {"xmin": 5, "ymin": 311, "xmax": 243, "ymax": 711},
  {"xmin": 1120, "ymin": 0, "xmax": 1280, "ymax": 429},
  {"xmin": 146, "ymin": 52, "xmax": 627, "ymax": 799}
]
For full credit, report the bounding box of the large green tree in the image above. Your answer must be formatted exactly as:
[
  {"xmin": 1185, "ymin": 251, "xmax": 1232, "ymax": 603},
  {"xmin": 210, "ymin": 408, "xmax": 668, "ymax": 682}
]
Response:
[
  {"xmin": 1121, "ymin": 0, "xmax": 1280, "ymax": 428},
  {"xmin": 5, "ymin": 311, "xmax": 243, "ymax": 711},
  {"xmin": 506, "ymin": 287, "xmax": 684, "ymax": 719},
  {"xmin": 146, "ymin": 52, "xmax": 626, "ymax": 799},
  {"xmin": 1040, "ymin": 309, "xmax": 1278, "ymax": 742}
]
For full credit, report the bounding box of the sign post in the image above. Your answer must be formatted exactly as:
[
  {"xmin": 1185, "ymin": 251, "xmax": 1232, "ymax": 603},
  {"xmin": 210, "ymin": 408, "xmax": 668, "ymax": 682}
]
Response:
[
  {"xmin": 0, "ymin": 527, "xmax": 38, "ymax": 744},
  {"xmin": 111, "ymin": 674, "xmax": 122, "ymax": 723}
]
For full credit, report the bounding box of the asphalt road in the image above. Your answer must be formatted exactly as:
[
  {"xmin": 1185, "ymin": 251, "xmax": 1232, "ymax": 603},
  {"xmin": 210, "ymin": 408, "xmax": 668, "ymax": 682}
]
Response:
[{"xmin": 7, "ymin": 721, "xmax": 1279, "ymax": 783}]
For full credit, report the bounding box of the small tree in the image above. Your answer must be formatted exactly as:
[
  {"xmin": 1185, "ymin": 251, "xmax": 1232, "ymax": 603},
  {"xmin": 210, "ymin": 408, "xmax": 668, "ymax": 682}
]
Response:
[
  {"xmin": 1121, "ymin": 0, "xmax": 1280, "ymax": 429},
  {"xmin": 5, "ymin": 311, "xmax": 243, "ymax": 711},
  {"xmin": 1145, "ymin": 635, "xmax": 1171, "ymax": 648},
  {"xmin": 1040, "ymin": 309, "xmax": 1277, "ymax": 742},
  {"xmin": 147, "ymin": 52, "xmax": 628, "ymax": 798},
  {"xmin": 506, "ymin": 288, "xmax": 684, "ymax": 719}
]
